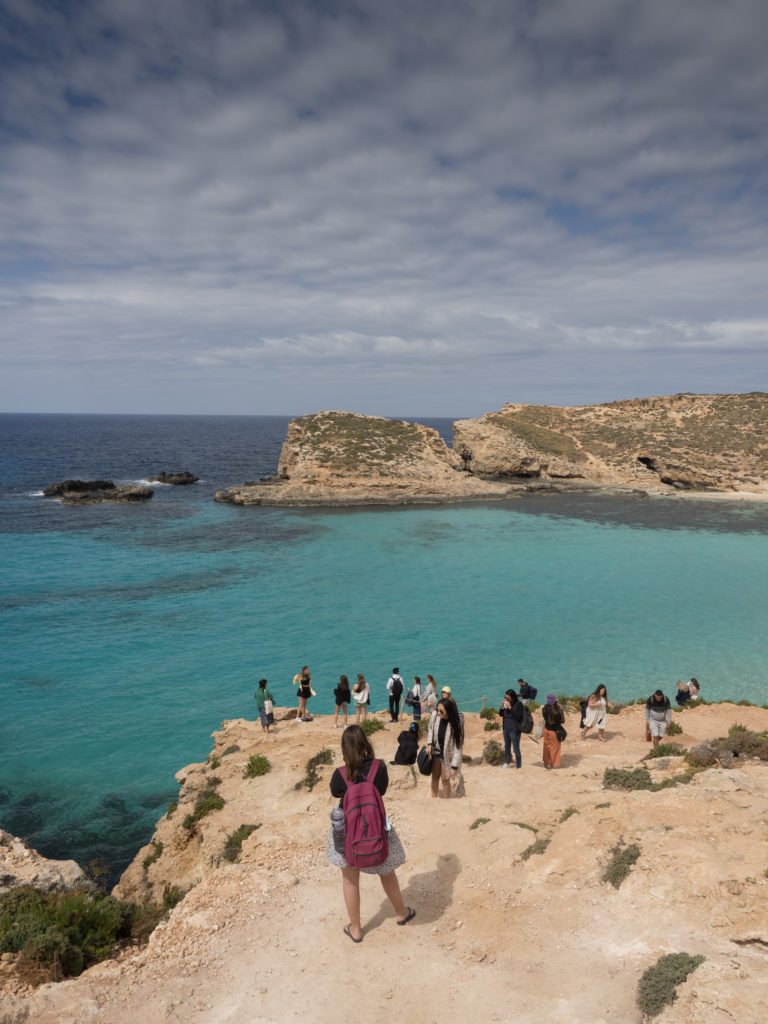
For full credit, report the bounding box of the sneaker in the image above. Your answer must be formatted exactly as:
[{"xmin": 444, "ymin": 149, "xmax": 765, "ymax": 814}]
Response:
[{"xmin": 503, "ymin": 763, "xmax": 510, "ymax": 769}]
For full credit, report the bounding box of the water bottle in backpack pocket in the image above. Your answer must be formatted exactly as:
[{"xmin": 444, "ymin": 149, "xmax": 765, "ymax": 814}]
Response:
[{"xmin": 330, "ymin": 806, "xmax": 346, "ymax": 855}]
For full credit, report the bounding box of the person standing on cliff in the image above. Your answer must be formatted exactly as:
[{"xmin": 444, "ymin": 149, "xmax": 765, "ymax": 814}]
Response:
[
  {"xmin": 645, "ymin": 690, "xmax": 672, "ymax": 746},
  {"xmin": 387, "ymin": 667, "xmax": 404, "ymax": 723},
  {"xmin": 352, "ymin": 674, "xmax": 370, "ymax": 723},
  {"xmin": 422, "ymin": 675, "xmax": 439, "ymax": 716},
  {"xmin": 294, "ymin": 665, "xmax": 313, "ymax": 722},
  {"xmin": 541, "ymin": 694, "xmax": 566, "ymax": 769},
  {"xmin": 255, "ymin": 678, "xmax": 275, "ymax": 734}
]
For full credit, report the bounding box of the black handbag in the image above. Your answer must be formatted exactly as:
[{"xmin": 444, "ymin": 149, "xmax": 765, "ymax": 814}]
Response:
[
  {"xmin": 555, "ymin": 726, "xmax": 568, "ymax": 742},
  {"xmin": 417, "ymin": 745, "xmax": 433, "ymax": 776}
]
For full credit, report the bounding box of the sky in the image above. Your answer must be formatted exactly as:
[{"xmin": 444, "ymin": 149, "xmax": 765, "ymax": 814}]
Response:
[{"xmin": 1, "ymin": 0, "xmax": 767, "ymax": 416}]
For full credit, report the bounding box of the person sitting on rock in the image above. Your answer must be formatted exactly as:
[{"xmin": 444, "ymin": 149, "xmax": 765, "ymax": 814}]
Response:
[
  {"xmin": 688, "ymin": 677, "xmax": 701, "ymax": 701},
  {"xmin": 675, "ymin": 680, "xmax": 692, "ymax": 705},
  {"xmin": 391, "ymin": 722, "xmax": 419, "ymax": 765},
  {"xmin": 518, "ymin": 678, "xmax": 538, "ymax": 701}
]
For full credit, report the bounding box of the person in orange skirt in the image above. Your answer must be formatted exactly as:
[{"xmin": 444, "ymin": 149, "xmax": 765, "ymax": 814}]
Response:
[{"xmin": 541, "ymin": 694, "xmax": 566, "ymax": 769}]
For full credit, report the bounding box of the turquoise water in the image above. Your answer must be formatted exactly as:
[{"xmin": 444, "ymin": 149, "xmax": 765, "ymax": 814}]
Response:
[{"xmin": 2, "ymin": 415, "xmax": 768, "ymax": 877}]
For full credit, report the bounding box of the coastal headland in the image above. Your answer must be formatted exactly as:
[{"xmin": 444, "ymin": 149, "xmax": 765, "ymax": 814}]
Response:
[
  {"xmin": 2, "ymin": 701, "xmax": 767, "ymax": 1023},
  {"xmin": 215, "ymin": 393, "xmax": 768, "ymax": 506}
]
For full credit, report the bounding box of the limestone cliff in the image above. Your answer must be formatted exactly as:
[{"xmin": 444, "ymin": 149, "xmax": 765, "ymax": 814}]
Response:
[
  {"xmin": 215, "ymin": 410, "xmax": 508, "ymax": 505},
  {"xmin": 3, "ymin": 703, "xmax": 768, "ymax": 1024},
  {"xmin": 454, "ymin": 392, "xmax": 768, "ymax": 492}
]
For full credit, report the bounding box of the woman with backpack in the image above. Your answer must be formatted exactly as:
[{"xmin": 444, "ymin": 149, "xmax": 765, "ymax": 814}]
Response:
[
  {"xmin": 351, "ymin": 674, "xmax": 370, "ymax": 723},
  {"xmin": 581, "ymin": 684, "xmax": 609, "ymax": 742},
  {"xmin": 328, "ymin": 725, "xmax": 415, "ymax": 942},
  {"xmin": 541, "ymin": 694, "xmax": 566, "ymax": 769},
  {"xmin": 426, "ymin": 697, "xmax": 464, "ymax": 798},
  {"xmin": 499, "ymin": 689, "xmax": 524, "ymax": 768}
]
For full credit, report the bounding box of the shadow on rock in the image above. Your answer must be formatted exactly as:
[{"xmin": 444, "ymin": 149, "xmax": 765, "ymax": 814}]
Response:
[{"xmin": 366, "ymin": 852, "xmax": 461, "ymax": 933}]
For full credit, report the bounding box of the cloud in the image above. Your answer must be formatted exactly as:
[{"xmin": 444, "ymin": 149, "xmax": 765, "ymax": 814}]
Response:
[{"xmin": 0, "ymin": 0, "xmax": 766, "ymax": 414}]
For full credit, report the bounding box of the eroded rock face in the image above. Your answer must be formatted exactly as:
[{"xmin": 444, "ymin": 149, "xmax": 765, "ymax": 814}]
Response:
[
  {"xmin": 0, "ymin": 830, "xmax": 85, "ymax": 893},
  {"xmin": 455, "ymin": 393, "xmax": 768, "ymax": 493},
  {"xmin": 148, "ymin": 472, "xmax": 199, "ymax": 485},
  {"xmin": 215, "ymin": 411, "xmax": 509, "ymax": 505}
]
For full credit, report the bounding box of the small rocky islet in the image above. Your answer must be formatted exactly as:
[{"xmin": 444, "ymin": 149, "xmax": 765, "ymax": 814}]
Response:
[{"xmin": 42, "ymin": 472, "xmax": 198, "ymax": 504}]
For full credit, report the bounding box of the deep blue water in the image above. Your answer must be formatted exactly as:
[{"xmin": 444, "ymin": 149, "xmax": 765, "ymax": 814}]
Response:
[{"xmin": 2, "ymin": 413, "xmax": 768, "ymax": 881}]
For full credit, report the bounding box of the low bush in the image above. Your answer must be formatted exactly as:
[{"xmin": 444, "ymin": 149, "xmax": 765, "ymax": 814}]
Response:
[
  {"xmin": 512, "ymin": 821, "xmax": 537, "ymax": 833},
  {"xmin": 484, "ymin": 720, "xmax": 500, "ymax": 732},
  {"xmin": 208, "ymin": 756, "xmax": 221, "ymax": 770},
  {"xmin": 182, "ymin": 789, "xmax": 225, "ymax": 831},
  {"xmin": 243, "ymin": 755, "xmax": 271, "ymax": 778},
  {"xmin": 417, "ymin": 717, "xmax": 430, "ymax": 738},
  {"xmin": 521, "ymin": 837, "xmax": 550, "ymax": 861},
  {"xmin": 607, "ymin": 702, "xmax": 626, "ymax": 715},
  {"xmin": 643, "ymin": 743, "xmax": 686, "ymax": 760},
  {"xmin": 0, "ymin": 887, "xmax": 134, "ymax": 981},
  {"xmin": 222, "ymin": 824, "xmax": 261, "ymax": 862},
  {"xmin": 162, "ymin": 885, "xmax": 185, "ymax": 911},
  {"xmin": 361, "ymin": 718, "xmax": 384, "ymax": 736},
  {"xmin": 469, "ymin": 817, "xmax": 490, "ymax": 830},
  {"xmin": 295, "ymin": 748, "xmax": 334, "ymax": 791},
  {"xmin": 603, "ymin": 843, "xmax": 641, "ymax": 888},
  {"xmin": 142, "ymin": 842, "xmax": 163, "ymax": 871},
  {"xmin": 166, "ymin": 800, "xmax": 178, "ymax": 818},
  {"xmin": 685, "ymin": 727, "xmax": 768, "ymax": 769},
  {"xmin": 483, "ymin": 740, "xmax": 503, "ymax": 766},
  {"xmin": 559, "ymin": 806, "xmax": 578, "ymax": 823},
  {"xmin": 208, "ymin": 776, "xmax": 222, "ymax": 787},
  {"xmin": 666, "ymin": 721, "xmax": 683, "ymax": 736},
  {"xmin": 479, "ymin": 707, "xmax": 497, "ymax": 720},
  {"xmin": 603, "ymin": 767, "xmax": 693, "ymax": 792},
  {"xmin": 595, "ymin": 801, "xmax": 611, "ymax": 809},
  {"xmin": 636, "ymin": 952, "xmax": 705, "ymax": 1018},
  {"xmin": 222, "ymin": 745, "xmax": 240, "ymax": 756}
]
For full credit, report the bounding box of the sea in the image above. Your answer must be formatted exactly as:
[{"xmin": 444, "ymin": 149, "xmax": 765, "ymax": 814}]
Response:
[{"xmin": 2, "ymin": 413, "xmax": 768, "ymax": 882}]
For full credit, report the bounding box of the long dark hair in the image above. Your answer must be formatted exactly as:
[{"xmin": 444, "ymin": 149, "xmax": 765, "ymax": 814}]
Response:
[
  {"xmin": 339, "ymin": 674, "xmax": 349, "ymax": 689},
  {"xmin": 439, "ymin": 698, "xmax": 464, "ymax": 748},
  {"xmin": 593, "ymin": 684, "xmax": 607, "ymax": 700},
  {"xmin": 341, "ymin": 724, "xmax": 375, "ymax": 778}
]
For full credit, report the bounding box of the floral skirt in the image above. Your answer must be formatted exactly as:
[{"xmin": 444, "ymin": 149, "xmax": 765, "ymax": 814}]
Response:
[{"xmin": 327, "ymin": 826, "xmax": 406, "ymax": 875}]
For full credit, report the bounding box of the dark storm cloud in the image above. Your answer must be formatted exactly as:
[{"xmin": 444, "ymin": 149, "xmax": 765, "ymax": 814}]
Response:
[{"xmin": 0, "ymin": 0, "xmax": 766, "ymax": 413}]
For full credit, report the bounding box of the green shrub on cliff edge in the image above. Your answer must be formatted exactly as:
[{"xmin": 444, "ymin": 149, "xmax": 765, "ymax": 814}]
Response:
[
  {"xmin": 182, "ymin": 788, "xmax": 225, "ymax": 831},
  {"xmin": 295, "ymin": 748, "xmax": 334, "ymax": 791},
  {"xmin": 636, "ymin": 952, "xmax": 705, "ymax": 1018},
  {"xmin": 482, "ymin": 740, "xmax": 503, "ymax": 765},
  {"xmin": 0, "ymin": 887, "xmax": 133, "ymax": 981},
  {"xmin": 142, "ymin": 841, "xmax": 163, "ymax": 871},
  {"xmin": 479, "ymin": 707, "xmax": 497, "ymax": 721},
  {"xmin": 222, "ymin": 824, "xmax": 261, "ymax": 862},
  {"xmin": 361, "ymin": 717, "xmax": 384, "ymax": 736},
  {"xmin": 243, "ymin": 754, "xmax": 271, "ymax": 778}
]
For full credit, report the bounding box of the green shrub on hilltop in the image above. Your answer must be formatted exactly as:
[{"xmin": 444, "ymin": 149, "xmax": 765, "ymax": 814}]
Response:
[
  {"xmin": 479, "ymin": 707, "xmax": 497, "ymax": 721},
  {"xmin": 603, "ymin": 843, "xmax": 641, "ymax": 888},
  {"xmin": 295, "ymin": 748, "xmax": 334, "ymax": 791},
  {"xmin": 222, "ymin": 824, "xmax": 261, "ymax": 862},
  {"xmin": 559, "ymin": 806, "xmax": 578, "ymax": 823},
  {"xmin": 643, "ymin": 743, "xmax": 686, "ymax": 760},
  {"xmin": 243, "ymin": 755, "xmax": 271, "ymax": 778},
  {"xmin": 166, "ymin": 800, "xmax": 178, "ymax": 818},
  {"xmin": 603, "ymin": 767, "xmax": 694, "ymax": 792},
  {"xmin": 521, "ymin": 837, "xmax": 550, "ymax": 861},
  {"xmin": 636, "ymin": 952, "xmax": 705, "ymax": 1018},
  {"xmin": 484, "ymin": 720, "xmax": 500, "ymax": 731},
  {"xmin": 222, "ymin": 745, "xmax": 240, "ymax": 756},
  {"xmin": 483, "ymin": 740, "xmax": 504, "ymax": 766},
  {"xmin": 361, "ymin": 718, "xmax": 384, "ymax": 736},
  {"xmin": 208, "ymin": 756, "xmax": 221, "ymax": 770},
  {"xmin": 469, "ymin": 817, "xmax": 490, "ymax": 831},
  {"xmin": 666, "ymin": 721, "xmax": 683, "ymax": 736}
]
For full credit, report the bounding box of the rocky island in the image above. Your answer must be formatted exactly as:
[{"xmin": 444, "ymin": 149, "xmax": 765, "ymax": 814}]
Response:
[
  {"xmin": 215, "ymin": 411, "xmax": 509, "ymax": 505},
  {"xmin": 148, "ymin": 472, "xmax": 199, "ymax": 485},
  {"xmin": 216, "ymin": 394, "xmax": 768, "ymax": 507},
  {"xmin": 2, "ymin": 702, "xmax": 767, "ymax": 1023},
  {"xmin": 43, "ymin": 480, "xmax": 153, "ymax": 504}
]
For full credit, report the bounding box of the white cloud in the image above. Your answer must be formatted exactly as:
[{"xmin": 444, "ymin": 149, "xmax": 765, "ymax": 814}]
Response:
[{"xmin": 0, "ymin": 0, "xmax": 766, "ymax": 414}]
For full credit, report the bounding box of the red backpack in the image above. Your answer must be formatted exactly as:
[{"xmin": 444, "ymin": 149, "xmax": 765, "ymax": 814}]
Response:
[{"xmin": 342, "ymin": 760, "xmax": 389, "ymax": 868}]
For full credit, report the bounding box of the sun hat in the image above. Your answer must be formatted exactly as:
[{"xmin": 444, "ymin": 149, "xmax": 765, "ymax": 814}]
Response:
[
  {"xmin": 546, "ymin": 693, "xmax": 557, "ymax": 704},
  {"xmin": 441, "ymin": 685, "xmax": 452, "ymax": 695}
]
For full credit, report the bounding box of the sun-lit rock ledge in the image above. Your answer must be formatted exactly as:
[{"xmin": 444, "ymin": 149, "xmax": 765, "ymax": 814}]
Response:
[{"xmin": 215, "ymin": 410, "xmax": 510, "ymax": 505}]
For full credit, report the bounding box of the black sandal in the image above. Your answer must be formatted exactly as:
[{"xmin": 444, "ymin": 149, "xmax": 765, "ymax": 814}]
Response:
[
  {"xmin": 397, "ymin": 907, "xmax": 416, "ymax": 926},
  {"xmin": 343, "ymin": 924, "xmax": 363, "ymax": 943}
]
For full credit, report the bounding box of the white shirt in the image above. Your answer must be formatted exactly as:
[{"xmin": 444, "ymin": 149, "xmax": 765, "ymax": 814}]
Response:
[{"xmin": 387, "ymin": 675, "xmax": 403, "ymax": 694}]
